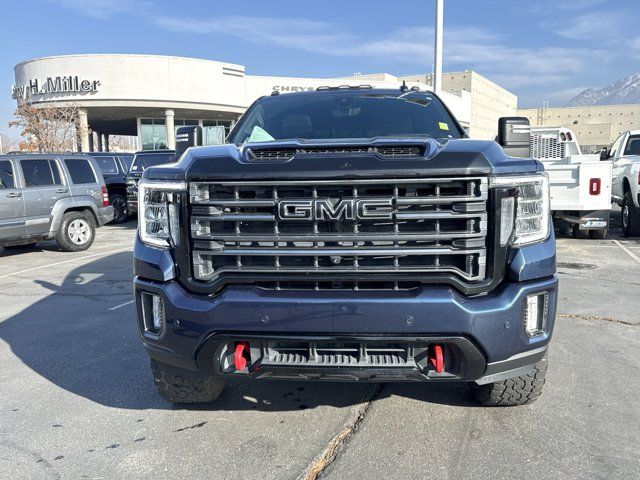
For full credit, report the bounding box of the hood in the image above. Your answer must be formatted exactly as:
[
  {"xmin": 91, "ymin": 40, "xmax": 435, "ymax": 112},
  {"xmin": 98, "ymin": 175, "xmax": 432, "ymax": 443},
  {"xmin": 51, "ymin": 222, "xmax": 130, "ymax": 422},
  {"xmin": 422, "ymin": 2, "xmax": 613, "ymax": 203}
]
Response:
[{"xmin": 145, "ymin": 138, "xmax": 541, "ymax": 182}]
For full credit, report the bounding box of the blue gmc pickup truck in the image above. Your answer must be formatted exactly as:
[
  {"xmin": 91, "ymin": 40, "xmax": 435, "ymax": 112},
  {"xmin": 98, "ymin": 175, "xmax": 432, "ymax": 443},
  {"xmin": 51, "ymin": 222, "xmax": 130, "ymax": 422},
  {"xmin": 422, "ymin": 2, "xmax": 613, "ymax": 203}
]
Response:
[{"xmin": 133, "ymin": 86, "xmax": 557, "ymax": 406}]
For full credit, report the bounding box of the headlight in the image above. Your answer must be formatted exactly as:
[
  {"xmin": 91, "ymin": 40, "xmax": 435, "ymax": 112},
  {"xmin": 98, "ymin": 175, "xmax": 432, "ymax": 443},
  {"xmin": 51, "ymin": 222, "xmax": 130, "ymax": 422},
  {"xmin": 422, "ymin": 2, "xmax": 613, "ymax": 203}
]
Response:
[
  {"xmin": 138, "ymin": 180, "xmax": 186, "ymax": 248},
  {"xmin": 492, "ymin": 173, "xmax": 550, "ymax": 246}
]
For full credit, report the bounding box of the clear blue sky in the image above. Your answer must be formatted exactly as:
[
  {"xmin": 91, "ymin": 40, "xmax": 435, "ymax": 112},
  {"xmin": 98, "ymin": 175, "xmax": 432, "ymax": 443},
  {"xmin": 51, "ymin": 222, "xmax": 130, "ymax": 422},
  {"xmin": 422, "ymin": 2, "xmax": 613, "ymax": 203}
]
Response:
[{"xmin": 2, "ymin": 0, "xmax": 638, "ymax": 141}]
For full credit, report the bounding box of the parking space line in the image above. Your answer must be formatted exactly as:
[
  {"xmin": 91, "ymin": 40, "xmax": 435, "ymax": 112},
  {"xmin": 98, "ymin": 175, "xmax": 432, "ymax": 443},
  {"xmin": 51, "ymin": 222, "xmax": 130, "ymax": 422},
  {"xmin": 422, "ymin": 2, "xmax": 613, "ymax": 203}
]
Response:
[
  {"xmin": 0, "ymin": 247, "xmax": 131, "ymax": 279},
  {"xmin": 612, "ymin": 240, "xmax": 640, "ymax": 265},
  {"xmin": 108, "ymin": 300, "xmax": 134, "ymax": 311}
]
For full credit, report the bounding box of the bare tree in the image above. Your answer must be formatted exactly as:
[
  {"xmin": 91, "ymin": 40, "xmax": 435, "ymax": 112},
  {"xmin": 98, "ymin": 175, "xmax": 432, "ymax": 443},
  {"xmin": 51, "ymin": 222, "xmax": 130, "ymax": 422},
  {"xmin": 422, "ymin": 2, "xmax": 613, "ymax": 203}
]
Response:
[
  {"xmin": 107, "ymin": 135, "xmax": 138, "ymax": 152},
  {"xmin": 9, "ymin": 100, "xmax": 80, "ymax": 152},
  {"xmin": 0, "ymin": 135, "xmax": 20, "ymax": 154}
]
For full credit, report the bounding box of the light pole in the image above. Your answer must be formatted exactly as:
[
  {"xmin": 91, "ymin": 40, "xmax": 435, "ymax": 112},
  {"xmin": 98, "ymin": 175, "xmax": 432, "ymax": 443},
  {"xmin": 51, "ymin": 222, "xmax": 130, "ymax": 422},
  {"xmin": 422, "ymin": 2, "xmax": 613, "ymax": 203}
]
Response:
[
  {"xmin": 0, "ymin": 132, "xmax": 4, "ymax": 155},
  {"xmin": 433, "ymin": 0, "xmax": 444, "ymax": 93}
]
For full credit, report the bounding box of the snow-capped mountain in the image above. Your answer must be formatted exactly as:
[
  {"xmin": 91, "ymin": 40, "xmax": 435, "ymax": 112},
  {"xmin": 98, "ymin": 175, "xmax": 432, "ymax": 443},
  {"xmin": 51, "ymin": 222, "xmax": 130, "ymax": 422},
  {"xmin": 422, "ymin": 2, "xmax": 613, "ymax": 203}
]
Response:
[{"xmin": 566, "ymin": 73, "xmax": 640, "ymax": 107}]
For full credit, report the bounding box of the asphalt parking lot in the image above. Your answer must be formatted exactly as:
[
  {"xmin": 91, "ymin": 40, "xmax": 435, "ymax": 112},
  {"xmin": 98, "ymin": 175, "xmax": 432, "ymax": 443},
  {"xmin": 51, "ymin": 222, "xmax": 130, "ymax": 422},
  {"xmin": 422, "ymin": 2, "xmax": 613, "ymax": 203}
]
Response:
[{"xmin": 1, "ymin": 214, "xmax": 639, "ymax": 480}]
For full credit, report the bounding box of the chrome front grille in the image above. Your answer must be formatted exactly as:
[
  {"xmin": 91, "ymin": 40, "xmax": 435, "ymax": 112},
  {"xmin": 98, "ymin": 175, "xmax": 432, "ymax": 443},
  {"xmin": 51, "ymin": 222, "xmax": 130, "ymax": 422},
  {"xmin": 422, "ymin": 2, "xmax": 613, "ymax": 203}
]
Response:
[{"xmin": 189, "ymin": 178, "xmax": 488, "ymax": 289}]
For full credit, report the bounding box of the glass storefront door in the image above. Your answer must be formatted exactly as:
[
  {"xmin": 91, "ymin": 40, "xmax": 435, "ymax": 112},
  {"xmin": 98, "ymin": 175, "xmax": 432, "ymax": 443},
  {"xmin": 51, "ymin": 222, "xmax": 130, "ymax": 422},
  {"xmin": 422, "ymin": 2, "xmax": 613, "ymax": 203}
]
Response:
[
  {"xmin": 140, "ymin": 119, "xmax": 167, "ymax": 150},
  {"xmin": 140, "ymin": 118, "xmax": 235, "ymax": 150}
]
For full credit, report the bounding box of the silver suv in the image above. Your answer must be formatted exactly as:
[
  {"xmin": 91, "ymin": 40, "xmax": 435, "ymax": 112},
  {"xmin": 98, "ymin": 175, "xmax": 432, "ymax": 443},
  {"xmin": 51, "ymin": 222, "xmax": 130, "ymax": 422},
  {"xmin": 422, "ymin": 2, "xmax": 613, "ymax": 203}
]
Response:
[{"xmin": 0, "ymin": 154, "xmax": 114, "ymax": 251}]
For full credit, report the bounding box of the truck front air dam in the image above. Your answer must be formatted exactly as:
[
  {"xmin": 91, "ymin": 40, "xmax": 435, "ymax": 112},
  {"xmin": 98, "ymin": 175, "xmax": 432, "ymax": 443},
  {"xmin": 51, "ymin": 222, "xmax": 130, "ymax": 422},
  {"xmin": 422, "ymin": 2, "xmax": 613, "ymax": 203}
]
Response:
[{"xmin": 135, "ymin": 273, "xmax": 558, "ymax": 381}]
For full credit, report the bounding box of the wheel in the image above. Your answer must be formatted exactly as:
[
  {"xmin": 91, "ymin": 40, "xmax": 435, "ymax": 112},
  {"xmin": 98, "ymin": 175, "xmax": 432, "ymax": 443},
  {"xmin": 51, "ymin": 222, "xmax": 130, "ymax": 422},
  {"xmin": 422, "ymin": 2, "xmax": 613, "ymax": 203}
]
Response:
[
  {"xmin": 109, "ymin": 193, "xmax": 128, "ymax": 224},
  {"xmin": 572, "ymin": 224, "xmax": 589, "ymax": 239},
  {"xmin": 589, "ymin": 229, "xmax": 608, "ymax": 239},
  {"xmin": 150, "ymin": 359, "xmax": 226, "ymax": 404},
  {"xmin": 622, "ymin": 191, "xmax": 640, "ymax": 237},
  {"xmin": 56, "ymin": 211, "xmax": 96, "ymax": 252},
  {"xmin": 469, "ymin": 356, "xmax": 547, "ymax": 406}
]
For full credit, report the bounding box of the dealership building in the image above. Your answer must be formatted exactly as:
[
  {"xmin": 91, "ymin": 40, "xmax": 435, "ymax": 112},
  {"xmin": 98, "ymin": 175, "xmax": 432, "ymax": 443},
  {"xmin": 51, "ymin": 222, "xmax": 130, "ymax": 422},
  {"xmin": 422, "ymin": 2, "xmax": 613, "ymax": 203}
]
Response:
[
  {"xmin": 518, "ymin": 104, "xmax": 640, "ymax": 152},
  {"xmin": 13, "ymin": 54, "xmax": 518, "ymax": 151}
]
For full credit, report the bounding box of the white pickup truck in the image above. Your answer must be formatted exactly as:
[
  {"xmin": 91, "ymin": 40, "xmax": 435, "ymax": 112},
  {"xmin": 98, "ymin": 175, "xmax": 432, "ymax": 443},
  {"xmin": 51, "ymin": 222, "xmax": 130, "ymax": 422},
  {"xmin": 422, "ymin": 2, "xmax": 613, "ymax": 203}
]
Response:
[
  {"xmin": 530, "ymin": 127, "xmax": 612, "ymax": 239},
  {"xmin": 602, "ymin": 130, "xmax": 640, "ymax": 237}
]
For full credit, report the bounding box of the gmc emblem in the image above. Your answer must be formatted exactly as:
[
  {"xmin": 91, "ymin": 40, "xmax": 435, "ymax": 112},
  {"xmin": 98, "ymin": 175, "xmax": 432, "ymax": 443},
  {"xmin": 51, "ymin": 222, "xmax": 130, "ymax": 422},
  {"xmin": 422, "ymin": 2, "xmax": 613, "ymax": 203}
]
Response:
[{"xmin": 277, "ymin": 198, "xmax": 393, "ymax": 221}]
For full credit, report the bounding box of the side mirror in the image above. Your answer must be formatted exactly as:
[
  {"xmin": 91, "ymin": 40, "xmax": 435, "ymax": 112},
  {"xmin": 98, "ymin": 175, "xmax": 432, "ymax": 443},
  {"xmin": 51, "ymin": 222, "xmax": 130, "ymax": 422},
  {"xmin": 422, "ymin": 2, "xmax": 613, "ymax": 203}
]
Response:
[
  {"xmin": 600, "ymin": 147, "xmax": 609, "ymax": 161},
  {"xmin": 175, "ymin": 126, "xmax": 202, "ymax": 160},
  {"xmin": 497, "ymin": 117, "xmax": 531, "ymax": 158}
]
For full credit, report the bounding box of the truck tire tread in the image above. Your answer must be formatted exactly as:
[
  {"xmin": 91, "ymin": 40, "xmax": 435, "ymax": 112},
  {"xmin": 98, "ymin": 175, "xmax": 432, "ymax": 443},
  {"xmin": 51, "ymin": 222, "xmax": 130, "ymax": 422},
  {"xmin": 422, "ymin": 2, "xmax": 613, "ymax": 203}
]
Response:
[
  {"xmin": 572, "ymin": 225, "xmax": 589, "ymax": 239},
  {"xmin": 470, "ymin": 356, "xmax": 547, "ymax": 406},
  {"xmin": 589, "ymin": 229, "xmax": 608, "ymax": 239},
  {"xmin": 109, "ymin": 193, "xmax": 129, "ymax": 224},
  {"xmin": 150, "ymin": 359, "xmax": 226, "ymax": 404},
  {"xmin": 623, "ymin": 192, "xmax": 640, "ymax": 237}
]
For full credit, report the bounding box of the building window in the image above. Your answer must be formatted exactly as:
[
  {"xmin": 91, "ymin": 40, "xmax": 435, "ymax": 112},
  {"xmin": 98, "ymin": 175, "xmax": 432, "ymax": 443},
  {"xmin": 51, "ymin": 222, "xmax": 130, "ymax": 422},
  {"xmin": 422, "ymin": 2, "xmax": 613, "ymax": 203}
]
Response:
[
  {"xmin": 203, "ymin": 120, "xmax": 233, "ymax": 136},
  {"xmin": 202, "ymin": 120, "xmax": 234, "ymax": 144},
  {"xmin": 174, "ymin": 119, "xmax": 199, "ymax": 136},
  {"xmin": 140, "ymin": 118, "xmax": 167, "ymax": 150}
]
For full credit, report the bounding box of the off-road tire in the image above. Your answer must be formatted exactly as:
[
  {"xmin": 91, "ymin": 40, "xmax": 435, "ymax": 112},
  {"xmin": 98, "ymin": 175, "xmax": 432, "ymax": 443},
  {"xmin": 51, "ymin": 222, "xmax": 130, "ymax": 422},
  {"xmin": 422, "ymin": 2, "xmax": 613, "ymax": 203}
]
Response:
[
  {"xmin": 55, "ymin": 211, "xmax": 96, "ymax": 252},
  {"xmin": 109, "ymin": 193, "xmax": 128, "ymax": 224},
  {"xmin": 572, "ymin": 224, "xmax": 589, "ymax": 239},
  {"xmin": 589, "ymin": 229, "xmax": 608, "ymax": 239},
  {"xmin": 469, "ymin": 356, "xmax": 547, "ymax": 406},
  {"xmin": 150, "ymin": 359, "xmax": 226, "ymax": 404},
  {"xmin": 622, "ymin": 191, "xmax": 640, "ymax": 237}
]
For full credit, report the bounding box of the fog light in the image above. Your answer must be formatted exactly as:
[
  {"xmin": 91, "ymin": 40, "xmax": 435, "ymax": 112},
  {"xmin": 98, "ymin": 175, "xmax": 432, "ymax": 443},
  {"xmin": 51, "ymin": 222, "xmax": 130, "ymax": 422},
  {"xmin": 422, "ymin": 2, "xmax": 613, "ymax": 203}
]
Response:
[
  {"xmin": 142, "ymin": 293, "xmax": 165, "ymax": 334},
  {"xmin": 524, "ymin": 292, "xmax": 549, "ymax": 337},
  {"xmin": 151, "ymin": 296, "xmax": 164, "ymax": 330}
]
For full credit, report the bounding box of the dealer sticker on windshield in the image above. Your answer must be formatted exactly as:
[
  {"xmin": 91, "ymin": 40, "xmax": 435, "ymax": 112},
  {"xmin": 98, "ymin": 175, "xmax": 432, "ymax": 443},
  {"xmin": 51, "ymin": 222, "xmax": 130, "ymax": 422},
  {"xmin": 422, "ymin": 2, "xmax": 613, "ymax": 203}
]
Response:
[{"xmin": 438, "ymin": 122, "xmax": 449, "ymax": 131}]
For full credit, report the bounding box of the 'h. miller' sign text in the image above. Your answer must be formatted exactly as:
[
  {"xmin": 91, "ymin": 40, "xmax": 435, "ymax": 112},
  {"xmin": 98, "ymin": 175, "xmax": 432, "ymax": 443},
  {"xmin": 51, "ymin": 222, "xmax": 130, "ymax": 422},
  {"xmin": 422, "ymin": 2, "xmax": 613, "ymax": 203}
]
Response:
[{"xmin": 11, "ymin": 76, "xmax": 100, "ymax": 99}]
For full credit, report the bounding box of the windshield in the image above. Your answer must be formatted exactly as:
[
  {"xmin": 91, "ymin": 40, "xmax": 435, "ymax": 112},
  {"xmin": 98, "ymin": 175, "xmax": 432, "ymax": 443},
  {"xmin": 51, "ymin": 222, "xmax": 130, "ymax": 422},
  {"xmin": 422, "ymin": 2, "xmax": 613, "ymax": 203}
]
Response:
[
  {"xmin": 229, "ymin": 90, "xmax": 464, "ymax": 144},
  {"xmin": 130, "ymin": 153, "xmax": 175, "ymax": 172}
]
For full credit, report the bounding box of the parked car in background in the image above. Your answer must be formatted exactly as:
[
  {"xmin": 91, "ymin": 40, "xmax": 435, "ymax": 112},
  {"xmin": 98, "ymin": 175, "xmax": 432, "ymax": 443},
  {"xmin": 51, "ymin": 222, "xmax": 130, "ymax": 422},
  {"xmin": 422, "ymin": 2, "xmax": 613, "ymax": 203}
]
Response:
[
  {"xmin": 82, "ymin": 152, "xmax": 134, "ymax": 224},
  {"xmin": 0, "ymin": 154, "xmax": 113, "ymax": 251},
  {"xmin": 603, "ymin": 130, "xmax": 640, "ymax": 236},
  {"xmin": 529, "ymin": 127, "xmax": 612, "ymax": 239},
  {"xmin": 126, "ymin": 150, "xmax": 176, "ymax": 216}
]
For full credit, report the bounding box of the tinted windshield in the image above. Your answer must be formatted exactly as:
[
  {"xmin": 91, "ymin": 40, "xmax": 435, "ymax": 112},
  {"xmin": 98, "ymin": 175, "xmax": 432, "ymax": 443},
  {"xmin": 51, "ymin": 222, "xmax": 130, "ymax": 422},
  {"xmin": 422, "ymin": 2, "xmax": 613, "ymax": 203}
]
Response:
[
  {"xmin": 130, "ymin": 153, "xmax": 175, "ymax": 172},
  {"xmin": 229, "ymin": 90, "xmax": 463, "ymax": 144}
]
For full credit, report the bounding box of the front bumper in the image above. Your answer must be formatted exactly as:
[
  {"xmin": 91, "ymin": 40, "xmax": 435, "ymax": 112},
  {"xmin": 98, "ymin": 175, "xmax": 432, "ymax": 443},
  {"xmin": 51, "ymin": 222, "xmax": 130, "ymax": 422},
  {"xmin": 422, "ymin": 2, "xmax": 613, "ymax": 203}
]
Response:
[{"xmin": 134, "ymin": 273, "xmax": 558, "ymax": 384}]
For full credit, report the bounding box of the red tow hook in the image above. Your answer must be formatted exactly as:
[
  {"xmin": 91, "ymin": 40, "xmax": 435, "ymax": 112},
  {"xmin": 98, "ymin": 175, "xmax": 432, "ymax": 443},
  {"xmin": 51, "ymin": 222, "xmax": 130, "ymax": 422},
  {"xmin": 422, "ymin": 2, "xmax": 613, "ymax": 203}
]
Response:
[
  {"xmin": 234, "ymin": 342, "xmax": 251, "ymax": 370},
  {"xmin": 428, "ymin": 344, "xmax": 444, "ymax": 374}
]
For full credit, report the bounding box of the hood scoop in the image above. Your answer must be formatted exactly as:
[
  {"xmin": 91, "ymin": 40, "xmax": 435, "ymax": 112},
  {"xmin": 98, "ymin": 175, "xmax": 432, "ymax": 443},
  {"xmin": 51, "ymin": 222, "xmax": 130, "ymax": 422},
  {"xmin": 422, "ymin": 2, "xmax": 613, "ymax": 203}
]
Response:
[{"xmin": 246, "ymin": 145, "xmax": 425, "ymax": 161}]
